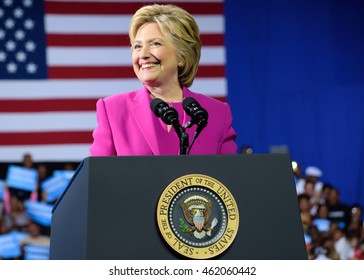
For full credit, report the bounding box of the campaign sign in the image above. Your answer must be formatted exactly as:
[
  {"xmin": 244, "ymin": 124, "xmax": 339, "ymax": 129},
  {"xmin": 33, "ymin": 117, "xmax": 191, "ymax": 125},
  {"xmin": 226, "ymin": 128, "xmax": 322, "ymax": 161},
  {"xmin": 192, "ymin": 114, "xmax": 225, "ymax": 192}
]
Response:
[
  {"xmin": 0, "ymin": 179, "xmax": 5, "ymax": 200},
  {"xmin": 0, "ymin": 232, "xmax": 22, "ymax": 259},
  {"xmin": 54, "ymin": 170, "xmax": 75, "ymax": 181},
  {"xmin": 41, "ymin": 173, "xmax": 70, "ymax": 203},
  {"xmin": 24, "ymin": 244, "xmax": 50, "ymax": 260},
  {"xmin": 6, "ymin": 165, "xmax": 38, "ymax": 192},
  {"xmin": 25, "ymin": 200, "xmax": 53, "ymax": 227}
]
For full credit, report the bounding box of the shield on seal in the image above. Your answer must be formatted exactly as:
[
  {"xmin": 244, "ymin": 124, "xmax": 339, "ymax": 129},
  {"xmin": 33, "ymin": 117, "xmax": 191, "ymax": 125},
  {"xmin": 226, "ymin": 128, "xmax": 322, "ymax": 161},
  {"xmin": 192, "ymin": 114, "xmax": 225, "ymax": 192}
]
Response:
[{"xmin": 193, "ymin": 216, "xmax": 204, "ymax": 231}]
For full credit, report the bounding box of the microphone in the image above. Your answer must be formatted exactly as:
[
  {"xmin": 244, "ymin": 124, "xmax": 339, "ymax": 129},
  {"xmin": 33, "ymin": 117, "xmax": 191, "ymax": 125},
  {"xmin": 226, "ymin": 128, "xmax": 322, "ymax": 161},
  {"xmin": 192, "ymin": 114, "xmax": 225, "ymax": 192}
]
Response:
[
  {"xmin": 150, "ymin": 98, "xmax": 181, "ymax": 138},
  {"xmin": 182, "ymin": 97, "xmax": 208, "ymax": 136}
]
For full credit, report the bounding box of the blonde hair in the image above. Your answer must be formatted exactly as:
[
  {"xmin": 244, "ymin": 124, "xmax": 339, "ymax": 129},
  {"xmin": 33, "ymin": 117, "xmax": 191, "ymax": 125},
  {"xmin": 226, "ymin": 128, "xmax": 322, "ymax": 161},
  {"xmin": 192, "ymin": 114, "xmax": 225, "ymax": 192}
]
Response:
[{"xmin": 129, "ymin": 4, "xmax": 201, "ymax": 88}]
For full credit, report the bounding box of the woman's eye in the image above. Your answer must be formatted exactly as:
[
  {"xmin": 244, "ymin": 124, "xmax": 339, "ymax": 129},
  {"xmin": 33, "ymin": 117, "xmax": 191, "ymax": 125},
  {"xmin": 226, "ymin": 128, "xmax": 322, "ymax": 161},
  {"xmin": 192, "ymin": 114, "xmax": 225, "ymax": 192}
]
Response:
[
  {"xmin": 151, "ymin": 41, "xmax": 161, "ymax": 46},
  {"xmin": 133, "ymin": 44, "xmax": 141, "ymax": 49}
]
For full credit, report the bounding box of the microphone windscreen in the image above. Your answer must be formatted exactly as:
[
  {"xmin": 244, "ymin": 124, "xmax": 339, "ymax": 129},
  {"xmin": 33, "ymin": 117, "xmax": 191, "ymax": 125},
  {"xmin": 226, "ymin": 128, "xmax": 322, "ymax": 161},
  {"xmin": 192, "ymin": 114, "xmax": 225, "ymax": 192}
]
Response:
[
  {"xmin": 150, "ymin": 98, "xmax": 164, "ymax": 116},
  {"xmin": 182, "ymin": 97, "xmax": 198, "ymax": 110}
]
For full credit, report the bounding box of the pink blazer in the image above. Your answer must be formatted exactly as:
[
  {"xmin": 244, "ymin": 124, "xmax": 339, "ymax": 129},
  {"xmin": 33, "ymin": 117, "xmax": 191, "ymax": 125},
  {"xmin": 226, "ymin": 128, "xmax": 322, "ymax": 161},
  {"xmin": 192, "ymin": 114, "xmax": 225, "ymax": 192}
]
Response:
[{"xmin": 89, "ymin": 86, "xmax": 237, "ymax": 156}]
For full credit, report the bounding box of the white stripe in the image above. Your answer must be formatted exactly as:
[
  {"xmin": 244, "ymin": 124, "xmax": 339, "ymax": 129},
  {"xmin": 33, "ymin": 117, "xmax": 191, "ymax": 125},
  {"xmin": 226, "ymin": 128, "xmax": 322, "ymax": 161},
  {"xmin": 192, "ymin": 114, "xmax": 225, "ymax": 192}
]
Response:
[
  {"xmin": 47, "ymin": 47, "xmax": 132, "ymax": 66},
  {"xmin": 0, "ymin": 78, "xmax": 225, "ymax": 99},
  {"xmin": 45, "ymin": 15, "xmax": 131, "ymax": 34},
  {"xmin": 200, "ymin": 47, "xmax": 225, "ymax": 65},
  {"xmin": 0, "ymin": 79, "xmax": 141, "ymax": 99},
  {"xmin": 0, "ymin": 112, "xmax": 96, "ymax": 132},
  {"xmin": 47, "ymin": 46, "xmax": 225, "ymax": 66},
  {"xmin": 0, "ymin": 145, "xmax": 90, "ymax": 162},
  {"xmin": 190, "ymin": 78, "xmax": 227, "ymax": 97},
  {"xmin": 45, "ymin": 15, "xmax": 224, "ymax": 34}
]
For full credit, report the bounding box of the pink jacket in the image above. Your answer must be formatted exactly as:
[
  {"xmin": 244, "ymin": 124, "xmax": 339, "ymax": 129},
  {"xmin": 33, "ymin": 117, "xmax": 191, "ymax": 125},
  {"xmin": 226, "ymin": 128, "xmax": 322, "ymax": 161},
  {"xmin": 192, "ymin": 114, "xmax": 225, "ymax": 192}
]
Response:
[{"xmin": 89, "ymin": 86, "xmax": 237, "ymax": 156}]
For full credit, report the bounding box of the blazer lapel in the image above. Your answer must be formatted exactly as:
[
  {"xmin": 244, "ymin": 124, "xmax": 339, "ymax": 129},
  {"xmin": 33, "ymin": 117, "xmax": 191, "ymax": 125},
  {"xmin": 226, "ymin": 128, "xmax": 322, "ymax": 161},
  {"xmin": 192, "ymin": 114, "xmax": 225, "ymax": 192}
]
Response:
[{"xmin": 131, "ymin": 86, "xmax": 160, "ymax": 155}]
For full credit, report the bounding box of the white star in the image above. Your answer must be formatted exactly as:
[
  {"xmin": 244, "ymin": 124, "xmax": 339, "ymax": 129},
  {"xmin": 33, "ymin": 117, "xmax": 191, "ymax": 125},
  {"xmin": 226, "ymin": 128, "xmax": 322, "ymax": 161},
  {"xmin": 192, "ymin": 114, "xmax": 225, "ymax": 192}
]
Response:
[
  {"xmin": 5, "ymin": 40, "xmax": 16, "ymax": 51},
  {"xmin": 23, "ymin": 0, "xmax": 33, "ymax": 8},
  {"xmin": 26, "ymin": 62, "xmax": 37, "ymax": 74},
  {"xmin": 5, "ymin": 18, "xmax": 15, "ymax": 29},
  {"xmin": 0, "ymin": 8, "xmax": 4, "ymax": 18},
  {"xmin": 14, "ymin": 29, "xmax": 26, "ymax": 40},
  {"xmin": 0, "ymin": 29, "xmax": 5, "ymax": 40},
  {"xmin": 16, "ymin": 51, "xmax": 27, "ymax": 62},
  {"xmin": 25, "ymin": 40, "xmax": 36, "ymax": 52},
  {"xmin": 24, "ymin": 19, "xmax": 34, "ymax": 30},
  {"xmin": 0, "ymin": 51, "xmax": 7, "ymax": 62},
  {"xmin": 13, "ymin": 8, "xmax": 24, "ymax": 18},
  {"xmin": 4, "ymin": 0, "xmax": 13, "ymax": 7},
  {"xmin": 6, "ymin": 62, "xmax": 18, "ymax": 73}
]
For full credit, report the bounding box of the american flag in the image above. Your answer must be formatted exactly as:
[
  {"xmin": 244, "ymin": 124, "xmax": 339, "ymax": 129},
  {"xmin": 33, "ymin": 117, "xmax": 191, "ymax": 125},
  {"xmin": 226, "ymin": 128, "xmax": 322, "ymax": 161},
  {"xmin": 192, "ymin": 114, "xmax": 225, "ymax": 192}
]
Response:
[{"xmin": 0, "ymin": 0, "xmax": 227, "ymax": 162}]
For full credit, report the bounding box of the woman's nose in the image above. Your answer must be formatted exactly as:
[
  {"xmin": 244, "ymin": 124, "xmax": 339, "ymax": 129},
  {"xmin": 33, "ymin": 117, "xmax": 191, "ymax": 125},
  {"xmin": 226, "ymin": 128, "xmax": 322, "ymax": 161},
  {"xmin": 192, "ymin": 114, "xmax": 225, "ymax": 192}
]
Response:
[{"xmin": 139, "ymin": 45, "xmax": 150, "ymax": 58}]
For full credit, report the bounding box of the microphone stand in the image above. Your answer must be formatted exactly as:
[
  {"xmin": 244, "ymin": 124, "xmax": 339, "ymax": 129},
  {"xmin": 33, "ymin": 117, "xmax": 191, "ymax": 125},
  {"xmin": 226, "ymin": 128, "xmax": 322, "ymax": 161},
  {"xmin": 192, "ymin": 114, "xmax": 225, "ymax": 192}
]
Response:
[{"xmin": 179, "ymin": 121, "xmax": 193, "ymax": 155}]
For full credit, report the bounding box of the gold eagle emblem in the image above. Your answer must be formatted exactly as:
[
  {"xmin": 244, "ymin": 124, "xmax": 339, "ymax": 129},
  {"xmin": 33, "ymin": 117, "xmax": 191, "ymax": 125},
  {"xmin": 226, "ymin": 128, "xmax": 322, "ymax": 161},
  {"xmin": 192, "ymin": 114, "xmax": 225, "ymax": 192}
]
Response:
[{"xmin": 179, "ymin": 195, "xmax": 218, "ymax": 239}]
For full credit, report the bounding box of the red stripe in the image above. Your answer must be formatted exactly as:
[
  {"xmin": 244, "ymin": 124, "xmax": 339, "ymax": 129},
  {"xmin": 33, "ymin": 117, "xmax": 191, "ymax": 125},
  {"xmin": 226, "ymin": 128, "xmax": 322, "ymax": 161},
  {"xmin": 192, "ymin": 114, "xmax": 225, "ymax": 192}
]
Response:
[
  {"xmin": 47, "ymin": 34, "xmax": 130, "ymax": 47},
  {"xmin": 0, "ymin": 97, "xmax": 226, "ymax": 113},
  {"xmin": 48, "ymin": 66, "xmax": 135, "ymax": 79},
  {"xmin": 48, "ymin": 65, "xmax": 225, "ymax": 79},
  {"xmin": 196, "ymin": 65, "xmax": 225, "ymax": 77},
  {"xmin": 46, "ymin": 34, "xmax": 224, "ymax": 47},
  {"xmin": 45, "ymin": 1, "xmax": 223, "ymax": 15},
  {"xmin": 0, "ymin": 132, "xmax": 92, "ymax": 145},
  {"xmin": 201, "ymin": 34, "xmax": 224, "ymax": 46},
  {"xmin": 0, "ymin": 99, "xmax": 97, "ymax": 113}
]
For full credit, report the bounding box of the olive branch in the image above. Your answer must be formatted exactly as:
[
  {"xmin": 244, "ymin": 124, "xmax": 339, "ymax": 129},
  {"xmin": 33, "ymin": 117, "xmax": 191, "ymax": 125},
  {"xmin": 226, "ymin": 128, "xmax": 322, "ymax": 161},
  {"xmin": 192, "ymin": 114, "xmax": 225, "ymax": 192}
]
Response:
[{"xmin": 178, "ymin": 218, "xmax": 190, "ymax": 232}]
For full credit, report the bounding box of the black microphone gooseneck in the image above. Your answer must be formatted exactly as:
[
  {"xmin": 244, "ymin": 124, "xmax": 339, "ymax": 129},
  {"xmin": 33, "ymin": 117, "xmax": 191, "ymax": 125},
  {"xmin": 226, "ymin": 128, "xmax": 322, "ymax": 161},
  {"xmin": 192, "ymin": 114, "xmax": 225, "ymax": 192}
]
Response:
[
  {"xmin": 182, "ymin": 97, "xmax": 209, "ymax": 154},
  {"xmin": 150, "ymin": 98, "xmax": 188, "ymax": 155}
]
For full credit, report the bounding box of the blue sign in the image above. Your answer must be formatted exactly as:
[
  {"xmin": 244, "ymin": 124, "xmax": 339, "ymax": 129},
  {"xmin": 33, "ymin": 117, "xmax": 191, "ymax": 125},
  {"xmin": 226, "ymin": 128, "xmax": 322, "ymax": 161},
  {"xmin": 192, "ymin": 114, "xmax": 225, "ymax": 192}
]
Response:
[
  {"xmin": 41, "ymin": 174, "xmax": 70, "ymax": 203},
  {"xmin": 54, "ymin": 170, "xmax": 75, "ymax": 181},
  {"xmin": 25, "ymin": 200, "xmax": 53, "ymax": 227},
  {"xmin": 24, "ymin": 244, "xmax": 50, "ymax": 260},
  {"xmin": 6, "ymin": 165, "xmax": 38, "ymax": 192},
  {"xmin": 0, "ymin": 232, "xmax": 22, "ymax": 259}
]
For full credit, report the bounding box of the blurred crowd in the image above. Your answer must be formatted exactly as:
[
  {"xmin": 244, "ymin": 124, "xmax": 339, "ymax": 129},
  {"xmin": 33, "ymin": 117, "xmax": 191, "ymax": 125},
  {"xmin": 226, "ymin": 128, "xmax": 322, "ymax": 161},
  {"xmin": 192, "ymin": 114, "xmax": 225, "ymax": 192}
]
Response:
[
  {"xmin": 0, "ymin": 153, "xmax": 76, "ymax": 260},
  {"xmin": 294, "ymin": 163, "xmax": 364, "ymax": 260},
  {"xmin": 1, "ymin": 150, "xmax": 363, "ymax": 260},
  {"xmin": 242, "ymin": 145, "xmax": 364, "ymax": 260}
]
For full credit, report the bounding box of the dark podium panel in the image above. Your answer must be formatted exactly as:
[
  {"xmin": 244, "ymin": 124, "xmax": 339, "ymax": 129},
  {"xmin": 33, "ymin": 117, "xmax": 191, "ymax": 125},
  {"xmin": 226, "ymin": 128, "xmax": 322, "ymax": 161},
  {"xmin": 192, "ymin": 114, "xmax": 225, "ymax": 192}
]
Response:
[{"xmin": 50, "ymin": 154, "xmax": 307, "ymax": 260}]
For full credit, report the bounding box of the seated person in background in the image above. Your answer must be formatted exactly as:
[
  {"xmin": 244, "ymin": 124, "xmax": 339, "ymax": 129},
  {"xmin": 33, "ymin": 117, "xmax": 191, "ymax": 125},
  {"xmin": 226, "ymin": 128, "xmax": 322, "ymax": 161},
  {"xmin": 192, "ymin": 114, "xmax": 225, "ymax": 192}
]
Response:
[
  {"xmin": 327, "ymin": 188, "xmax": 351, "ymax": 230},
  {"xmin": 20, "ymin": 222, "xmax": 50, "ymax": 248},
  {"xmin": 296, "ymin": 166, "xmax": 324, "ymax": 198},
  {"xmin": 0, "ymin": 195, "xmax": 30, "ymax": 233}
]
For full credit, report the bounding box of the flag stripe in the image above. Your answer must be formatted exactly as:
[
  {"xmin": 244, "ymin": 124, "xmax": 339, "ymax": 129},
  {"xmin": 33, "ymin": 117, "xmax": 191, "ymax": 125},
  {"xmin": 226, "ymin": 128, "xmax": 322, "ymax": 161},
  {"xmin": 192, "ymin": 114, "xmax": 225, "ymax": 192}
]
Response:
[
  {"xmin": 0, "ymin": 132, "xmax": 92, "ymax": 146},
  {"xmin": 48, "ymin": 65, "xmax": 225, "ymax": 79},
  {"xmin": 0, "ymin": 112, "xmax": 96, "ymax": 132},
  {"xmin": 46, "ymin": 34, "xmax": 224, "ymax": 47},
  {"xmin": 0, "ymin": 78, "xmax": 226, "ymax": 99},
  {"xmin": 0, "ymin": 99, "xmax": 97, "ymax": 113},
  {"xmin": 46, "ymin": 46, "xmax": 225, "ymax": 66},
  {"xmin": 45, "ymin": 15, "xmax": 224, "ymax": 34},
  {"xmin": 45, "ymin": 1, "xmax": 223, "ymax": 15},
  {"xmin": 0, "ymin": 144, "xmax": 94, "ymax": 162},
  {"xmin": 0, "ymin": 97, "xmax": 226, "ymax": 113}
]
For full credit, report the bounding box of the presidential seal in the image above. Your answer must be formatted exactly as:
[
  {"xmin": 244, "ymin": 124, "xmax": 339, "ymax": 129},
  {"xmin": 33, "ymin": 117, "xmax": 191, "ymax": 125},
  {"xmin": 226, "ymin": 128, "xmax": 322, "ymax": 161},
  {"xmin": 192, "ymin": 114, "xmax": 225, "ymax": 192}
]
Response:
[{"xmin": 156, "ymin": 174, "xmax": 239, "ymax": 259}]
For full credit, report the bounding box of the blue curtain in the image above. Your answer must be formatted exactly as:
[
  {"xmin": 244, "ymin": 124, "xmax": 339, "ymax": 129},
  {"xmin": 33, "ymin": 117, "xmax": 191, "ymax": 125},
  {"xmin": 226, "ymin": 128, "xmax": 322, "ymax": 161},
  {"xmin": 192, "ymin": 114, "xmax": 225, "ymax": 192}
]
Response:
[{"xmin": 225, "ymin": 0, "xmax": 364, "ymax": 206}]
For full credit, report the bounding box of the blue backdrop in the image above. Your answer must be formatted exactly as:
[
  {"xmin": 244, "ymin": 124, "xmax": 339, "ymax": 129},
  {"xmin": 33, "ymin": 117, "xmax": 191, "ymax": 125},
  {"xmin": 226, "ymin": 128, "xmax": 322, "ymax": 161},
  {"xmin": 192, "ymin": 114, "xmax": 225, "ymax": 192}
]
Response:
[{"xmin": 225, "ymin": 0, "xmax": 364, "ymax": 207}]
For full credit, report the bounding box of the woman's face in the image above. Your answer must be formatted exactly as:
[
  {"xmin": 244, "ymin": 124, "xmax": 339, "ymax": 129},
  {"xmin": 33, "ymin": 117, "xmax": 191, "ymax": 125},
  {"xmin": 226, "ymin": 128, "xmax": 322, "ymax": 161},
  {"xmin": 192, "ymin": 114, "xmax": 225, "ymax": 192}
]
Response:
[{"xmin": 131, "ymin": 22, "xmax": 180, "ymax": 88}]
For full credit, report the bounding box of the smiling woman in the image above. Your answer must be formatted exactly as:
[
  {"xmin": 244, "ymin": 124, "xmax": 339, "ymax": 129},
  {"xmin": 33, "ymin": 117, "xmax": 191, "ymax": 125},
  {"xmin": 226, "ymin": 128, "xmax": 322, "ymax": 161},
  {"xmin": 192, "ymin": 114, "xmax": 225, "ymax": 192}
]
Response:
[
  {"xmin": 131, "ymin": 22, "xmax": 181, "ymax": 100},
  {"xmin": 89, "ymin": 4, "xmax": 238, "ymax": 156}
]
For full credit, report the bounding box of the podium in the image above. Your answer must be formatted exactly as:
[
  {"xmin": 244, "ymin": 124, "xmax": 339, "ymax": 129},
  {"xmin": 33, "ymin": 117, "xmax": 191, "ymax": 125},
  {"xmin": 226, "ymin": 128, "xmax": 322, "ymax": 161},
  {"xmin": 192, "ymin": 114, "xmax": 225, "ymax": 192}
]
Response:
[{"xmin": 50, "ymin": 154, "xmax": 307, "ymax": 259}]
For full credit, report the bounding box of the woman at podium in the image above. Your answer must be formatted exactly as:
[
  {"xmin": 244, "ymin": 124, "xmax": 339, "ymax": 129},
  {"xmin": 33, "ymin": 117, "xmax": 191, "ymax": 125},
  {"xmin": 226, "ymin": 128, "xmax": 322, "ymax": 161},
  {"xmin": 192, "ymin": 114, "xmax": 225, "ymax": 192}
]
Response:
[{"xmin": 89, "ymin": 4, "xmax": 238, "ymax": 156}]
